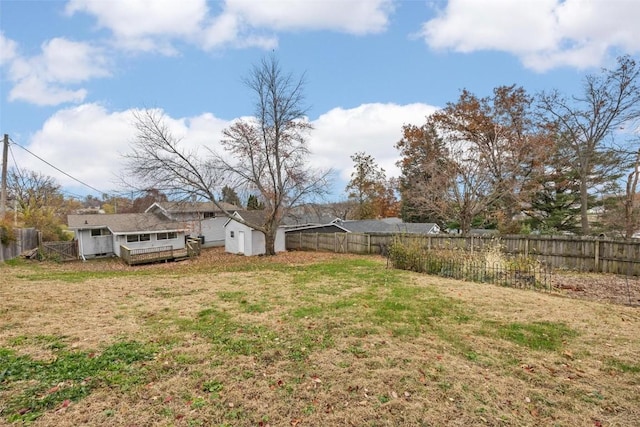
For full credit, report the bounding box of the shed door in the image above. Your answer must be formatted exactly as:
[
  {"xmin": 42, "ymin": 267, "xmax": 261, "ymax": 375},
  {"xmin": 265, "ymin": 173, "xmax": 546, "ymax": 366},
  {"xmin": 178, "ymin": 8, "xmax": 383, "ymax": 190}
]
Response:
[{"xmin": 238, "ymin": 231, "xmax": 245, "ymax": 254}]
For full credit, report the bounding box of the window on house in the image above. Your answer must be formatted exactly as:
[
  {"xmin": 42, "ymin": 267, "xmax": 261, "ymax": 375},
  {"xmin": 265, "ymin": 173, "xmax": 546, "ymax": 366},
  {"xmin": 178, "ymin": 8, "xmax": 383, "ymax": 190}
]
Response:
[
  {"xmin": 139, "ymin": 234, "xmax": 150, "ymax": 242},
  {"xmin": 126, "ymin": 235, "xmax": 139, "ymax": 243},
  {"xmin": 90, "ymin": 229, "xmax": 101, "ymax": 237},
  {"xmin": 230, "ymin": 231, "xmax": 235, "ymax": 238},
  {"xmin": 204, "ymin": 212, "xmax": 215, "ymax": 218},
  {"xmin": 157, "ymin": 232, "xmax": 177, "ymax": 240}
]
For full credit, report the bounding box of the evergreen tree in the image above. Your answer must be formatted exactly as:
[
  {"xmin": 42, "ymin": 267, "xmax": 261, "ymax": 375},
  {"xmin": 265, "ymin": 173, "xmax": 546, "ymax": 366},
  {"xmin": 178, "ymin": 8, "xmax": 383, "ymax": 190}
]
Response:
[
  {"xmin": 247, "ymin": 194, "xmax": 264, "ymax": 210},
  {"xmin": 220, "ymin": 185, "xmax": 242, "ymax": 207}
]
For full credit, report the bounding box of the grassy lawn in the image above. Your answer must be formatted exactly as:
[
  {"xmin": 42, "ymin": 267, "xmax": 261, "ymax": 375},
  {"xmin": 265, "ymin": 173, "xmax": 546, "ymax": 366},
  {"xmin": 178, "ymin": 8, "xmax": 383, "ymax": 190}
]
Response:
[{"xmin": 1, "ymin": 249, "xmax": 639, "ymax": 426}]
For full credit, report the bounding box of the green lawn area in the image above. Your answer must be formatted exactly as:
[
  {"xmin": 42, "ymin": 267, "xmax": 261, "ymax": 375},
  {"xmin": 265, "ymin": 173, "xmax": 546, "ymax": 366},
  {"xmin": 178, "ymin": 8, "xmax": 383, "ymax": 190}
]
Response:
[{"xmin": 1, "ymin": 249, "xmax": 639, "ymax": 426}]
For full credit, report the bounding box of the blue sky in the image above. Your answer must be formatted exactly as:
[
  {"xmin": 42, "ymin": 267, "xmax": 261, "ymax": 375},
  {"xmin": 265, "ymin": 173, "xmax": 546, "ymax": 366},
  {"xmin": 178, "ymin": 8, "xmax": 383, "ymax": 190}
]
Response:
[{"xmin": 1, "ymin": 0, "xmax": 639, "ymax": 201}]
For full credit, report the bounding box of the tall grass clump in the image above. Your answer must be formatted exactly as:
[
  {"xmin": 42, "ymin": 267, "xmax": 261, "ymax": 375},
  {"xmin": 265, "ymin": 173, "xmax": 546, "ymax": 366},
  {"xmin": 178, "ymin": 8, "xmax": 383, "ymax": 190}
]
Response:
[{"xmin": 388, "ymin": 236, "xmax": 547, "ymax": 289}]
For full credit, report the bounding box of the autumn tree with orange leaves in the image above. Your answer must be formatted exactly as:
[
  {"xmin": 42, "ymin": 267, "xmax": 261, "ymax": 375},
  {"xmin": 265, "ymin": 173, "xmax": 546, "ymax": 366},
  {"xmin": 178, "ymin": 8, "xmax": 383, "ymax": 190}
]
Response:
[
  {"xmin": 398, "ymin": 85, "xmax": 549, "ymax": 234},
  {"xmin": 345, "ymin": 152, "xmax": 399, "ymax": 219}
]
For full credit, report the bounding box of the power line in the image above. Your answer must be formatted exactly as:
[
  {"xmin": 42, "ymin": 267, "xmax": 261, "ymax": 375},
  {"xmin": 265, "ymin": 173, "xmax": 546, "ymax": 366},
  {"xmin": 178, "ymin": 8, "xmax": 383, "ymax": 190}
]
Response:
[{"xmin": 9, "ymin": 137, "xmax": 108, "ymax": 196}]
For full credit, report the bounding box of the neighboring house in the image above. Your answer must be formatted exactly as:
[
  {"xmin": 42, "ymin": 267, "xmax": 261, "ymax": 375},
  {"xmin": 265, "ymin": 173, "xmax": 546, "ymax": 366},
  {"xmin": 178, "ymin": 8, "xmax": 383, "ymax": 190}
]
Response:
[
  {"xmin": 146, "ymin": 201, "xmax": 240, "ymax": 247},
  {"xmin": 224, "ymin": 211, "xmax": 286, "ymax": 256},
  {"xmin": 68, "ymin": 213, "xmax": 188, "ymax": 260},
  {"xmin": 286, "ymin": 218, "xmax": 441, "ymax": 235}
]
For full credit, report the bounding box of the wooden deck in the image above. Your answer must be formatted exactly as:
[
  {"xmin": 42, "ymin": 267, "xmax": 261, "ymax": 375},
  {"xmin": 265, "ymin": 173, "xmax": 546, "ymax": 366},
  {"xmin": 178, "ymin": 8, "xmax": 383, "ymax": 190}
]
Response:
[{"xmin": 120, "ymin": 240, "xmax": 200, "ymax": 266}]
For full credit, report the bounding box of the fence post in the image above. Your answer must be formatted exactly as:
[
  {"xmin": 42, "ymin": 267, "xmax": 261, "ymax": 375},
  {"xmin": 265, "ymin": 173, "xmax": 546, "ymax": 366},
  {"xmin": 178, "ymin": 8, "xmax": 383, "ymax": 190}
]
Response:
[
  {"xmin": 367, "ymin": 234, "xmax": 371, "ymax": 254},
  {"xmin": 524, "ymin": 237, "xmax": 529, "ymax": 257},
  {"xmin": 594, "ymin": 239, "xmax": 600, "ymax": 273}
]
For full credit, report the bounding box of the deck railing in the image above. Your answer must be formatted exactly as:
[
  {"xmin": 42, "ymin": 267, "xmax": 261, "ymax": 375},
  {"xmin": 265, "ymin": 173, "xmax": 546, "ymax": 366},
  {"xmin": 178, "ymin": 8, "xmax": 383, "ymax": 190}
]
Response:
[{"xmin": 121, "ymin": 245, "xmax": 177, "ymax": 265}]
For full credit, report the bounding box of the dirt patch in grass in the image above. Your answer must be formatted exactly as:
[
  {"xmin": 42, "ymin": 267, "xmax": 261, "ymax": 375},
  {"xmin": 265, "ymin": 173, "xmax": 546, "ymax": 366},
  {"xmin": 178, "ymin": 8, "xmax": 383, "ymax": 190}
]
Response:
[
  {"xmin": 550, "ymin": 271, "xmax": 640, "ymax": 306},
  {"xmin": 1, "ymin": 248, "xmax": 639, "ymax": 426}
]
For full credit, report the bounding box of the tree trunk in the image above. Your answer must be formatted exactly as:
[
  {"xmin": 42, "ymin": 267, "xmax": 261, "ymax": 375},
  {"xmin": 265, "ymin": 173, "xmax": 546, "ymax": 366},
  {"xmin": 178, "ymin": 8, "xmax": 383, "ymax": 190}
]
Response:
[
  {"xmin": 579, "ymin": 180, "xmax": 590, "ymax": 235},
  {"xmin": 624, "ymin": 150, "xmax": 640, "ymax": 239},
  {"xmin": 460, "ymin": 211, "xmax": 472, "ymax": 236},
  {"xmin": 264, "ymin": 229, "xmax": 276, "ymax": 256}
]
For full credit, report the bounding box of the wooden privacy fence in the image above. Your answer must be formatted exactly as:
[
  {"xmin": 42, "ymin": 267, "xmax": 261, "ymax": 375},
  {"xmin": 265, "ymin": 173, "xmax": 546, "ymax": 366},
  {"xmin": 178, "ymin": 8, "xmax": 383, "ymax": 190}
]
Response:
[
  {"xmin": 285, "ymin": 232, "xmax": 640, "ymax": 276},
  {"xmin": 1, "ymin": 228, "xmax": 40, "ymax": 262}
]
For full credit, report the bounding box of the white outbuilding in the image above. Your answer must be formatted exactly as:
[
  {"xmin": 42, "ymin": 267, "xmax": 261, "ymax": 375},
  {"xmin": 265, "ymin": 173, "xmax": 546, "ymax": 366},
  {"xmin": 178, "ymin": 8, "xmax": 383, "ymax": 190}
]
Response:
[{"xmin": 224, "ymin": 211, "xmax": 286, "ymax": 256}]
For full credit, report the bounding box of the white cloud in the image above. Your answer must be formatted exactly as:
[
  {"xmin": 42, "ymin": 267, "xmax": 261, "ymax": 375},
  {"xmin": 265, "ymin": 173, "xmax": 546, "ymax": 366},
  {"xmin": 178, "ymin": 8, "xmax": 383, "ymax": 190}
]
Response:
[
  {"xmin": 200, "ymin": 11, "xmax": 278, "ymax": 50},
  {"xmin": 9, "ymin": 77, "xmax": 88, "ymax": 106},
  {"xmin": 225, "ymin": 0, "xmax": 394, "ymax": 35},
  {"xmin": 18, "ymin": 104, "xmax": 230, "ymax": 194},
  {"xmin": 421, "ymin": 0, "xmax": 640, "ymax": 71},
  {"xmin": 20, "ymin": 102, "xmax": 436, "ymax": 198},
  {"xmin": 19, "ymin": 104, "xmax": 135, "ymax": 192},
  {"xmin": 0, "ymin": 32, "xmax": 17, "ymax": 66},
  {"xmin": 66, "ymin": 0, "xmax": 394, "ymax": 53},
  {"xmin": 6, "ymin": 37, "xmax": 110, "ymax": 106},
  {"xmin": 311, "ymin": 103, "xmax": 438, "ymax": 184},
  {"xmin": 65, "ymin": 0, "xmax": 208, "ymax": 53}
]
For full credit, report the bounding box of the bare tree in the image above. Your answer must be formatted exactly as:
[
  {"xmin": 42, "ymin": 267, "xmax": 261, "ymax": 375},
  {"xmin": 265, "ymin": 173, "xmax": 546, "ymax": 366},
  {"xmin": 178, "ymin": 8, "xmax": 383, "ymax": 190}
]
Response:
[
  {"xmin": 124, "ymin": 55, "xmax": 331, "ymax": 255},
  {"xmin": 537, "ymin": 55, "xmax": 640, "ymax": 234}
]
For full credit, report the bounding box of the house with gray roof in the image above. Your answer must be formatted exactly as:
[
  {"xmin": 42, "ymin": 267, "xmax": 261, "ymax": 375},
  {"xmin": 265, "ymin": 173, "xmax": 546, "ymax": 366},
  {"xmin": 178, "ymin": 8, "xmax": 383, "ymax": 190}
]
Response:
[
  {"xmin": 68, "ymin": 213, "xmax": 189, "ymax": 260},
  {"xmin": 286, "ymin": 218, "xmax": 440, "ymax": 235},
  {"xmin": 146, "ymin": 201, "xmax": 240, "ymax": 247}
]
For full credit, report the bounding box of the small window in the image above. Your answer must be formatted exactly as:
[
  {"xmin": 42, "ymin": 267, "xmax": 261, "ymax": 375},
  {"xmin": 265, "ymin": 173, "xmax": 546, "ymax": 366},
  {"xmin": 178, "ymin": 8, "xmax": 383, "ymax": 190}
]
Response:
[
  {"xmin": 126, "ymin": 235, "xmax": 139, "ymax": 243},
  {"xmin": 91, "ymin": 228, "xmax": 111, "ymax": 237},
  {"xmin": 204, "ymin": 212, "xmax": 215, "ymax": 218},
  {"xmin": 139, "ymin": 234, "xmax": 150, "ymax": 242},
  {"xmin": 230, "ymin": 231, "xmax": 235, "ymax": 238},
  {"xmin": 157, "ymin": 232, "xmax": 177, "ymax": 240}
]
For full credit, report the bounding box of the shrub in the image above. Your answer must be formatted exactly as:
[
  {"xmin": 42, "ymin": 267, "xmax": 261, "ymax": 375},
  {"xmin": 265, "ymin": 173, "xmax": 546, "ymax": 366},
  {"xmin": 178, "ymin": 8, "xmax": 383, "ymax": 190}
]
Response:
[
  {"xmin": 388, "ymin": 236, "xmax": 546, "ymax": 289},
  {"xmin": 0, "ymin": 221, "xmax": 16, "ymax": 246}
]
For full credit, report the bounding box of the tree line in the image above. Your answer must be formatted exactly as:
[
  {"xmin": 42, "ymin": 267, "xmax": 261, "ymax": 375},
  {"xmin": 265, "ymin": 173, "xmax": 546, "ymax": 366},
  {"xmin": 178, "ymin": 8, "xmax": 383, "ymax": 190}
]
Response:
[
  {"xmin": 347, "ymin": 56, "xmax": 640, "ymax": 238},
  {"xmin": 3, "ymin": 55, "xmax": 640, "ymax": 255}
]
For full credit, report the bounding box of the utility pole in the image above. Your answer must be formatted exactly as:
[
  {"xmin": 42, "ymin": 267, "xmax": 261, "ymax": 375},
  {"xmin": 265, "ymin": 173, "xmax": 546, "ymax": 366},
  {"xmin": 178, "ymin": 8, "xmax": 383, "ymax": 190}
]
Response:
[{"xmin": 0, "ymin": 134, "xmax": 8, "ymax": 219}]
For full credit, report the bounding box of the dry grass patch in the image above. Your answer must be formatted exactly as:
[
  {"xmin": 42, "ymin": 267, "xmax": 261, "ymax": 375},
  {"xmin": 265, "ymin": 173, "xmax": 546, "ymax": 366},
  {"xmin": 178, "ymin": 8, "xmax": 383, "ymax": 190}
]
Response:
[{"xmin": 1, "ymin": 248, "xmax": 639, "ymax": 426}]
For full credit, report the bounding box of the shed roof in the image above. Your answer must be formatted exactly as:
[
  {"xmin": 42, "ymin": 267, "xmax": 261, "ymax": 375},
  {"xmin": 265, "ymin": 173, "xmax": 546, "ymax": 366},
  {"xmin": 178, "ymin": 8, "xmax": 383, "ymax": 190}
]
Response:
[
  {"xmin": 224, "ymin": 210, "xmax": 270, "ymax": 228},
  {"xmin": 68, "ymin": 213, "xmax": 186, "ymax": 234}
]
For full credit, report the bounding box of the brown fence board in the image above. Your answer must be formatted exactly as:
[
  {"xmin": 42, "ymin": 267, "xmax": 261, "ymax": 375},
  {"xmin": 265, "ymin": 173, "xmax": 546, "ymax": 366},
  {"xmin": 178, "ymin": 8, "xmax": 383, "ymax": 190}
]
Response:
[{"xmin": 285, "ymin": 232, "xmax": 640, "ymax": 275}]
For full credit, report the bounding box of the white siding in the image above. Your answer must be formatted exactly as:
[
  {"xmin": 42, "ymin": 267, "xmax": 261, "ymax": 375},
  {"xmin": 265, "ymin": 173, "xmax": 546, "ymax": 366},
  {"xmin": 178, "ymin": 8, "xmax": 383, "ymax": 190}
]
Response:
[
  {"xmin": 225, "ymin": 219, "xmax": 286, "ymax": 256},
  {"xmin": 76, "ymin": 229, "xmax": 114, "ymax": 258},
  {"xmin": 225, "ymin": 221, "xmax": 250, "ymax": 254},
  {"xmin": 200, "ymin": 217, "xmax": 227, "ymax": 247}
]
